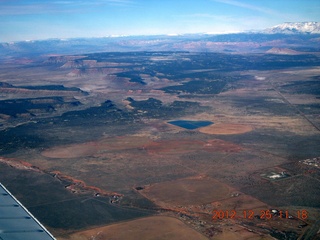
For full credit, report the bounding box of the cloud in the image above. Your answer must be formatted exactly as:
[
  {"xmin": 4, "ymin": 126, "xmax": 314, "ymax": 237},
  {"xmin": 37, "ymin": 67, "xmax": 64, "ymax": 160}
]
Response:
[
  {"xmin": 176, "ymin": 11, "xmax": 277, "ymax": 33},
  {"xmin": 211, "ymin": 0, "xmax": 279, "ymax": 16},
  {"xmin": 182, "ymin": 13, "xmax": 236, "ymax": 22},
  {"xmin": 103, "ymin": 0, "xmax": 134, "ymax": 6},
  {"xmin": 0, "ymin": 4, "xmax": 54, "ymax": 15},
  {"xmin": 0, "ymin": 0, "xmax": 135, "ymax": 15}
]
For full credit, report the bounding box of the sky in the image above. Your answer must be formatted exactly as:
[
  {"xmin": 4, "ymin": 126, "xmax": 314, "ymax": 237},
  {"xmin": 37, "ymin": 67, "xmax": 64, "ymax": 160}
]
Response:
[{"xmin": 0, "ymin": 0, "xmax": 319, "ymax": 42}]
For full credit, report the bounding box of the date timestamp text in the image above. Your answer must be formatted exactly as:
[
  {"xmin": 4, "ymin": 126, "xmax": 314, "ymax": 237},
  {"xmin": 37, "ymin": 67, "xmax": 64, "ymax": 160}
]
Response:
[{"xmin": 212, "ymin": 209, "xmax": 308, "ymax": 220}]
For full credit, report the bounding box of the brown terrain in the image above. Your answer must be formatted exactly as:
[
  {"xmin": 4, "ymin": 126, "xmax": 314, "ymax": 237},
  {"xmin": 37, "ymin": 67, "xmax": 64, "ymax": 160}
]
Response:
[
  {"xmin": 59, "ymin": 216, "xmax": 209, "ymax": 240},
  {"xmin": 0, "ymin": 50, "xmax": 320, "ymax": 240},
  {"xmin": 198, "ymin": 123, "xmax": 253, "ymax": 135},
  {"xmin": 139, "ymin": 175, "xmax": 233, "ymax": 207}
]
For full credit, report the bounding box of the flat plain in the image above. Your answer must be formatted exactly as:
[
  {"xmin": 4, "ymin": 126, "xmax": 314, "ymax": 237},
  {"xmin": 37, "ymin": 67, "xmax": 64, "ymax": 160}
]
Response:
[{"xmin": 0, "ymin": 49, "xmax": 320, "ymax": 240}]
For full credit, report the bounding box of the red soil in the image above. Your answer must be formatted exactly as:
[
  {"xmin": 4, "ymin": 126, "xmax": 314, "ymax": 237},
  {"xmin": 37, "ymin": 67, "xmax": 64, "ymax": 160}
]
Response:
[{"xmin": 143, "ymin": 139, "xmax": 242, "ymax": 154}]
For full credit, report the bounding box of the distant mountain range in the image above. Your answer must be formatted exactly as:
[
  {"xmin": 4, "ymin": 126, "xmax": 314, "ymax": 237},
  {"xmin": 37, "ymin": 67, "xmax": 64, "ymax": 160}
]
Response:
[
  {"xmin": 1, "ymin": 22, "xmax": 319, "ymax": 58},
  {"xmin": 264, "ymin": 22, "xmax": 320, "ymax": 34}
]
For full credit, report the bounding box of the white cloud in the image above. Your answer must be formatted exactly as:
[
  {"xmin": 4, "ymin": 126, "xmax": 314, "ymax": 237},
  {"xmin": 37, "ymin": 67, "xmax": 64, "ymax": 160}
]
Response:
[
  {"xmin": 211, "ymin": 0, "xmax": 281, "ymax": 16},
  {"xmin": 0, "ymin": 0, "xmax": 135, "ymax": 15}
]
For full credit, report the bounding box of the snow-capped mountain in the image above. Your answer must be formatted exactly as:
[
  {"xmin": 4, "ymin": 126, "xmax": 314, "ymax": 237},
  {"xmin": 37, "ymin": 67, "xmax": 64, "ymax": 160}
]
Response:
[{"xmin": 265, "ymin": 22, "xmax": 320, "ymax": 34}]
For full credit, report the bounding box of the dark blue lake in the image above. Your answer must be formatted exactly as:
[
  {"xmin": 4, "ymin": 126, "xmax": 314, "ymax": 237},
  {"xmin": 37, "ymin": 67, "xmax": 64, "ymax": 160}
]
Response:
[{"xmin": 168, "ymin": 120, "xmax": 213, "ymax": 130}]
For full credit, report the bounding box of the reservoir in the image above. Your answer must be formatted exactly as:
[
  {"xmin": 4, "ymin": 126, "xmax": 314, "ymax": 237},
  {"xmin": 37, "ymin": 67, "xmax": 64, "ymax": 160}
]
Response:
[{"xmin": 168, "ymin": 120, "xmax": 213, "ymax": 130}]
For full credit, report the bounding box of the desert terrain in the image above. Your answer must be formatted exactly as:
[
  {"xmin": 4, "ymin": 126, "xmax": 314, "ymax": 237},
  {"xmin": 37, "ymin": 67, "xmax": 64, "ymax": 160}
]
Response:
[{"xmin": 0, "ymin": 48, "xmax": 320, "ymax": 240}]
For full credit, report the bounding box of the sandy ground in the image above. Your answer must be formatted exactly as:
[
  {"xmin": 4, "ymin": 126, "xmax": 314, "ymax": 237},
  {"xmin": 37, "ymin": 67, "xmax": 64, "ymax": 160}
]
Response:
[
  {"xmin": 140, "ymin": 176, "xmax": 232, "ymax": 207},
  {"xmin": 41, "ymin": 136, "xmax": 243, "ymax": 159},
  {"xmin": 144, "ymin": 139, "xmax": 243, "ymax": 155},
  {"xmin": 41, "ymin": 136, "xmax": 150, "ymax": 158},
  {"xmin": 57, "ymin": 216, "xmax": 209, "ymax": 240},
  {"xmin": 198, "ymin": 123, "xmax": 253, "ymax": 135}
]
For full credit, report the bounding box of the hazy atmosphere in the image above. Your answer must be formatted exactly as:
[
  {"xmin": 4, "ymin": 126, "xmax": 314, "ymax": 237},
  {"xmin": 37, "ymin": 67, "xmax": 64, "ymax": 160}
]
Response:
[
  {"xmin": 1, "ymin": 1, "xmax": 320, "ymax": 240},
  {"xmin": 1, "ymin": 0, "xmax": 320, "ymax": 42}
]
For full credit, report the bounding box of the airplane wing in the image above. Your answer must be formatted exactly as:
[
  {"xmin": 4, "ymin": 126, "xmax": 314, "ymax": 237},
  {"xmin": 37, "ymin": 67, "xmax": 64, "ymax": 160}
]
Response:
[{"xmin": 0, "ymin": 182, "xmax": 56, "ymax": 240}]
